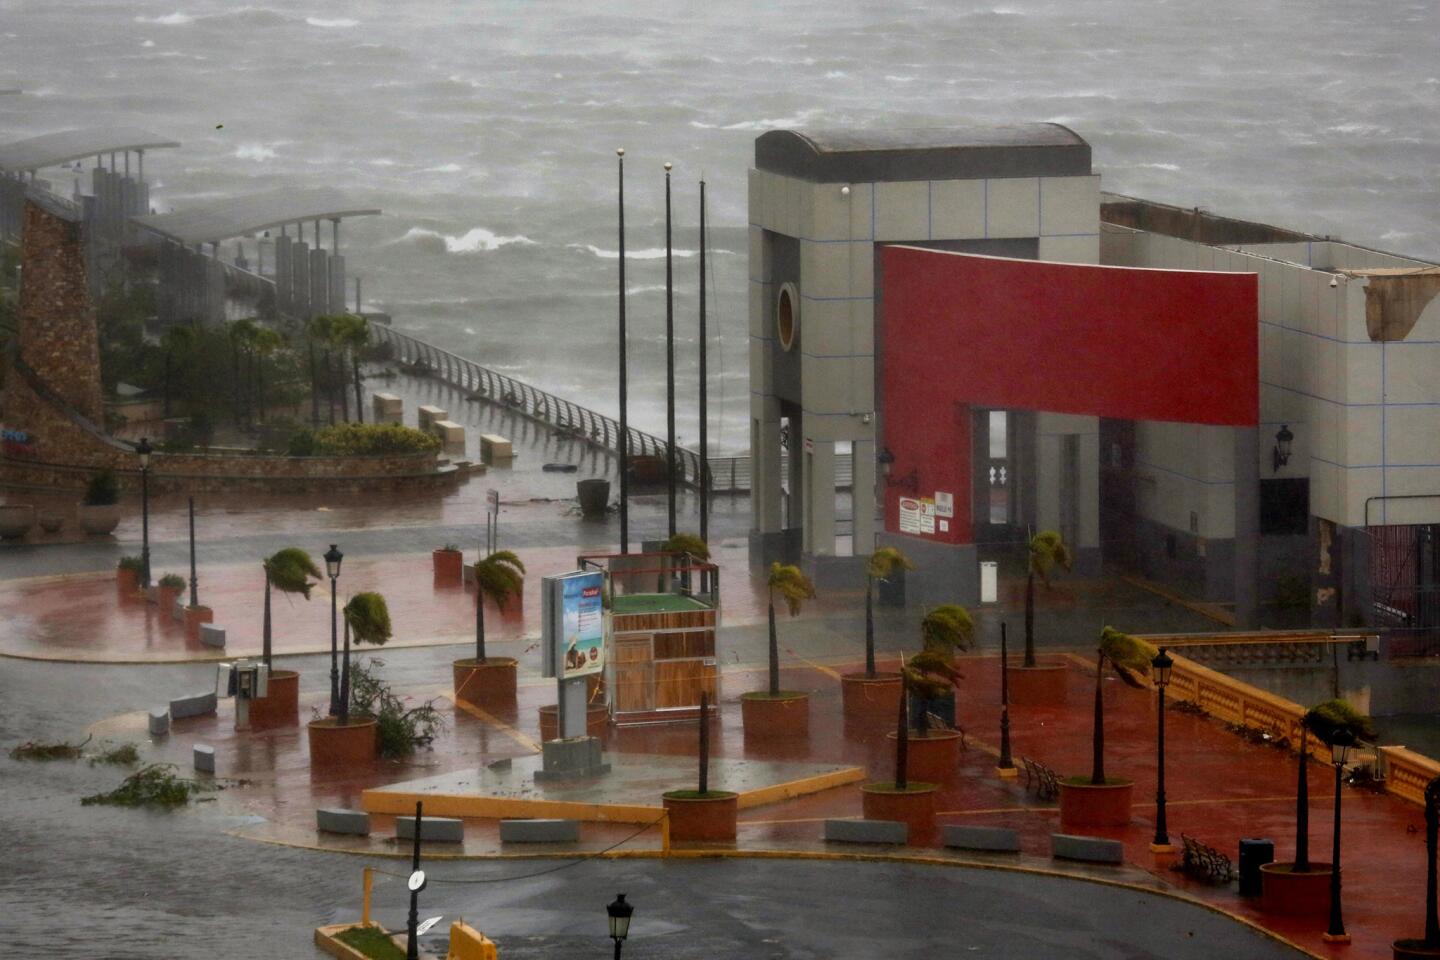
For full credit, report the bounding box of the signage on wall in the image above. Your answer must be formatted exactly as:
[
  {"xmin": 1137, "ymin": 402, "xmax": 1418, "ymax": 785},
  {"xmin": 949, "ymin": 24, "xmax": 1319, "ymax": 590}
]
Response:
[
  {"xmin": 0, "ymin": 426, "xmax": 37, "ymax": 459},
  {"xmin": 934, "ymin": 491, "xmax": 954, "ymax": 519},
  {"xmin": 898, "ymin": 496, "xmax": 938, "ymax": 536}
]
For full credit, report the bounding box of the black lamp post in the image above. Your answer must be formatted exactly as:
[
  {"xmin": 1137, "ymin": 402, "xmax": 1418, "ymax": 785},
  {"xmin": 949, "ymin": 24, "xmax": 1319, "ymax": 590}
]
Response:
[
  {"xmin": 1272, "ymin": 423, "xmax": 1294, "ymax": 473},
  {"xmin": 997, "ymin": 622, "xmax": 1015, "ymax": 777},
  {"xmin": 607, "ymin": 893, "xmax": 634, "ymax": 960},
  {"xmin": 663, "ymin": 161, "xmax": 677, "ymax": 539},
  {"xmin": 1324, "ymin": 729, "xmax": 1356, "ymax": 943},
  {"xmin": 187, "ymin": 495, "xmax": 198, "ymax": 607},
  {"xmin": 406, "ymin": 800, "xmax": 425, "ymax": 960},
  {"xmin": 1151, "ymin": 647, "xmax": 1175, "ymax": 852},
  {"xmin": 616, "ymin": 147, "xmax": 629, "ymax": 554},
  {"xmin": 136, "ymin": 436, "xmax": 152, "ymax": 588},
  {"xmin": 324, "ymin": 543, "xmax": 343, "ymax": 715}
]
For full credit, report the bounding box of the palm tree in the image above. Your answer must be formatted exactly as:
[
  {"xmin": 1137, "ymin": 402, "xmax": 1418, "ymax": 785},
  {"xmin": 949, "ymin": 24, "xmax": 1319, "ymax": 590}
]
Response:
[
  {"xmin": 1291, "ymin": 698, "xmax": 1376, "ymax": 872},
  {"xmin": 473, "ymin": 550, "xmax": 525, "ymax": 663},
  {"xmin": 306, "ymin": 314, "xmax": 335, "ymax": 425},
  {"xmin": 261, "ymin": 547, "xmax": 321, "ymax": 670},
  {"xmin": 338, "ymin": 591, "xmax": 391, "ymax": 723},
  {"xmin": 765, "ymin": 563, "xmax": 816, "ymax": 696},
  {"xmin": 228, "ymin": 318, "xmax": 258, "ymax": 421},
  {"xmin": 864, "ymin": 547, "xmax": 914, "ymax": 678},
  {"xmin": 332, "ymin": 313, "xmax": 370, "ymax": 424},
  {"xmin": 893, "ymin": 604, "xmax": 973, "ymax": 788},
  {"xmin": 1023, "ymin": 530, "xmax": 1072, "ymax": 667},
  {"xmin": 160, "ymin": 324, "xmax": 197, "ymax": 418},
  {"xmin": 660, "ymin": 532, "xmax": 709, "ymax": 561},
  {"xmin": 252, "ymin": 327, "xmax": 283, "ymax": 422},
  {"xmin": 1089, "ymin": 626, "xmax": 1157, "ymax": 784}
]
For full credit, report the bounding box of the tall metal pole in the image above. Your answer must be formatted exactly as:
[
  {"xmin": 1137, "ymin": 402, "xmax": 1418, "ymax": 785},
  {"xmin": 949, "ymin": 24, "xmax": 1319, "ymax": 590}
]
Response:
[
  {"xmin": 1154, "ymin": 677, "xmax": 1170, "ymax": 848},
  {"xmin": 998, "ymin": 622, "xmax": 1014, "ymax": 774},
  {"xmin": 328, "ymin": 570, "xmax": 339, "ymax": 715},
  {"xmin": 1326, "ymin": 760, "xmax": 1348, "ymax": 941},
  {"xmin": 406, "ymin": 800, "xmax": 423, "ymax": 960},
  {"xmin": 664, "ymin": 162, "xmax": 677, "ymax": 538},
  {"xmin": 698, "ymin": 179, "xmax": 709, "ymax": 545},
  {"xmin": 140, "ymin": 462, "xmax": 151, "ymax": 588},
  {"xmin": 187, "ymin": 496, "xmax": 198, "ymax": 607},
  {"xmin": 617, "ymin": 148, "xmax": 629, "ymax": 554}
]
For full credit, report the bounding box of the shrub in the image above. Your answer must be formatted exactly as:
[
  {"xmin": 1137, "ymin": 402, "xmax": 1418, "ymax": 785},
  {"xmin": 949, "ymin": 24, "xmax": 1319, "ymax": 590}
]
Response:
[
  {"xmin": 310, "ymin": 422, "xmax": 440, "ymax": 457},
  {"xmin": 158, "ymin": 573, "xmax": 186, "ymax": 590},
  {"xmin": 348, "ymin": 658, "xmax": 444, "ymax": 758},
  {"xmin": 118, "ymin": 555, "xmax": 145, "ymax": 573},
  {"xmin": 286, "ymin": 427, "xmax": 318, "ymax": 456},
  {"xmin": 83, "ymin": 468, "xmax": 119, "ymax": 506},
  {"xmin": 81, "ymin": 763, "xmax": 205, "ymax": 808}
]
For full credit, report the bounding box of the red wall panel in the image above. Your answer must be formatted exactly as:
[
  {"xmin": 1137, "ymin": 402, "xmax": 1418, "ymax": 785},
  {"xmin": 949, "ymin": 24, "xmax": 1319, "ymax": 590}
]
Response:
[{"xmin": 879, "ymin": 246, "xmax": 1258, "ymax": 545}]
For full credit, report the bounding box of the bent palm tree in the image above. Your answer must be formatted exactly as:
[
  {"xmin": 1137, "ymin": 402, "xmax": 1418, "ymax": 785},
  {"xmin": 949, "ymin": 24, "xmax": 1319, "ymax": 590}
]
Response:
[
  {"xmin": 660, "ymin": 532, "xmax": 710, "ymax": 561},
  {"xmin": 1024, "ymin": 530, "xmax": 1072, "ymax": 667},
  {"xmin": 1089, "ymin": 626, "xmax": 1156, "ymax": 784},
  {"xmin": 473, "ymin": 550, "xmax": 525, "ymax": 663},
  {"xmin": 332, "ymin": 313, "xmax": 370, "ymax": 424},
  {"xmin": 894, "ymin": 604, "xmax": 973, "ymax": 788},
  {"xmin": 339, "ymin": 591, "xmax": 392, "ymax": 723},
  {"xmin": 766, "ymin": 563, "xmax": 816, "ymax": 696},
  {"xmin": 1291, "ymin": 698, "xmax": 1376, "ymax": 872},
  {"xmin": 261, "ymin": 547, "xmax": 321, "ymax": 670},
  {"xmin": 865, "ymin": 547, "xmax": 914, "ymax": 678}
]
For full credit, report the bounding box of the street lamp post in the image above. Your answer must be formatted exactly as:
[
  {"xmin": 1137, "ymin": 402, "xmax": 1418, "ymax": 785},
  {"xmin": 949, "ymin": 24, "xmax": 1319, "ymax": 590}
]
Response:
[
  {"xmin": 324, "ymin": 543, "xmax": 343, "ymax": 715},
  {"xmin": 997, "ymin": 621, "xmax": 1015, "ymax": 777},
  {"xmin": 1151, "ymin": 647, "xmax": 1174, "ymax": 852},
  {"xmin": 607, "ymin": 893, "xmax": 634, "ymax": 960},
  {"xmin": 187, "ymin": 495, "xmax": 198, "ymax": 607},
  {"xmin": 1324, "ymin": 730, "xmax": 1355, "ymax": 943},
  {"xmin": 405, "ymin": 800, "xmax": 425, "ymax": 960},
  {"xmin": 136, "ymin": 437, "xmax": 152, "ymax": 588}
]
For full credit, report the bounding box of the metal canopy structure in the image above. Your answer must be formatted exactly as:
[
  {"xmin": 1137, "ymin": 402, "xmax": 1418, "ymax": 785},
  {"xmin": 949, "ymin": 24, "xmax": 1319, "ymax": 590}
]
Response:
[
  {"xmin": 133, "ymin": 187, "xmax": 381, "ymax": 246},
  {"xmin": 0, "ymin": 127, "xmax": 179, "ymax": 173}
]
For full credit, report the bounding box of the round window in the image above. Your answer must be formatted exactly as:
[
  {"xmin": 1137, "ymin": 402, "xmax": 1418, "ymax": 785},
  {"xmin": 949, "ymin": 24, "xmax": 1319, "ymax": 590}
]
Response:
[{"xmin": 776, "ymin": 283, "xmax": 799, "ymax": 352}]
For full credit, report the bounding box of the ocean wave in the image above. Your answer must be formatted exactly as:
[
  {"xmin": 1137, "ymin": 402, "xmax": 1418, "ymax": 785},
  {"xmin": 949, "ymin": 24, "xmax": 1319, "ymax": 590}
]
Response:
[
  {"xmin": 573, "ymin": 244, "xmax": 697, "ymax": 260},
  {"xmin": 422, "ymin": 163, "xmax": 464, "ymax": 173},
  {"xmin": 306, "ymin": 16, "xmax": 359, "ymax": 28},
  {"xmin": 234, "ymin": 142, "xmax": 281, "ymax": 161},
  {"xmin": 134, "ymin": 12, "xmax": 193, "ymax": 25},
  {"xmin": 401, "ymin": 226, "xmax": 538, "ymax": 254}
]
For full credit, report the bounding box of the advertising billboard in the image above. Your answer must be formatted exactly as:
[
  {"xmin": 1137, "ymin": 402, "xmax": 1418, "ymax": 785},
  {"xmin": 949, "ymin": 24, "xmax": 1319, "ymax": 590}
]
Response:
[{"xmin": 541, "ymin": 570, "xmax": 606, "ymax": 680}]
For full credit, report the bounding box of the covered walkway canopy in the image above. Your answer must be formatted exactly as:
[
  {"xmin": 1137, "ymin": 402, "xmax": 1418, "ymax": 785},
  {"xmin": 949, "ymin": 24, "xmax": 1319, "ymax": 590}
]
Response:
[
  {"xmin": 133, "ymin": 186, "xmax": 380, "ymax": 246},
  {"xmin": 0, "ymin": 127, "xmax": 179, "ymax": 174}
]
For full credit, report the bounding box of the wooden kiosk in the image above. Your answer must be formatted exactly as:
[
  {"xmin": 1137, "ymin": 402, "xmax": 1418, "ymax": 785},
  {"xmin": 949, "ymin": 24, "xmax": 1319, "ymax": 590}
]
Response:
[{"xmin": 578, "ymin": 551, "xmax": 720, "ymax": 726}]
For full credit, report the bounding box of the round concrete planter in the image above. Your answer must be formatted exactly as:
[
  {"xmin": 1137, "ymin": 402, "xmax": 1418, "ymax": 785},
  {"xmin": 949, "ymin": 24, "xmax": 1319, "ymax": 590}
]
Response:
[
  {"xmin": 77, "ymin": 503, "xmax": 121, "ymax": 536},
  {"xmin": 740, "ymin": 691, "xmax": 810, "ymax": 740},
  {"xmin": 1058, "ymin": 777, "xmax": 1135, "ymax": 828},
  {"xmin": 860, "ymin": 781, "xmax": 937, "ymax": 837},
  {"xmin": 1008, "ymin": 661, "xmax": 1069, "ymax": 706},
  {"xmin": 538, "ymin": 703, "xmax": 609, "ymax": 742},
  {"xmin": 250, "ymin": 669, "xmax": 300, "ymax": 729},
  {"xmin": 307, "ymin": 716, "xmax": 378, "ymax": 765},
  {"xmin": 183, "ymin": 604, "xmax": 213, "ymax": 641},
  {"xmin": 886, "ymin": 728, "xmax": 964, "ymax": 783},
  {"xmin": 38, "ymin": 513, "xmax": 64, "ymax": 534},
  {"xmin": 0, "ymin": 504, "xmax": 35, "ymax": 539},
  {"xmin": 452, "ymin": 657, "xmax": 518, "ymax": 712},
  {"xmin": 662, "ymin": 790, "xmax": 738, "ymax": 842},
  {"xmin": 433, "ymin": 548, "xmax": 464, "ymax": 585},
  {"xmin": 1394, "ymin": 939, "xmax": 1440, "ymax": 959},
  {"xmin": 841, "ymin": 672, "xmax": 903, "ymax": 725},
  {"xmin": 116, "ymin": 566, "xmax": 141, "ymax": 597},
  {"xmin": 1259, "ymin": 862, "xmax": 1333, "ymax": 917}
]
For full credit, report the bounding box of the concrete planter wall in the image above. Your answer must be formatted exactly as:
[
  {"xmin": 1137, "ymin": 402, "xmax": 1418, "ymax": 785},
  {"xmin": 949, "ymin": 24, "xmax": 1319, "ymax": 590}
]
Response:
[
  {"xmin": 183, "ymin": 604, "xmax": 213, "ymax": 641},
  {"xmin": 740, "ymin": 692, "xmax": 810, "ymax": 740},
  {"xmin": 116, "ymin": 566, "xmax": 140, "ymax": 597},
  {"xmin": 0, "ymin": 504, "xmax": 35, "ymax": 538},
  {"xmin": 433, "ymin": 548, "xmax": 464, "ymax": 585},
  {"xmin": 1008, "ymin": 662, "xmax": 1069, "ymax": 705},
  {"xmin": 1058, "ymin": 778, "xmax": 1134, "ymax": 828},
  {"xmin": 886, "ymin": 728, "xmax": 963, "ymax": 783},
  {"xmin": 860, "ymin": 782, "xmax": 936, "ymax": 838},
  {"xmin": 1258, "ymin": 862, "xmax": 1333, "ymax": 917},
  {"xmin": 840, "ymin": 672, "xmax": 903, "ymax": 725},
  {"xmin": 156, "ymin": 584, "xmax": 184, "ymax": 613},
  {"xmin": 538, "ymin": 702, "xmax": 609, "ymax": 742},
  {"xmin": 250, "ymin": 669, "xmax": 301, "ymax": 729},
  {"xmin": 307, "ymin": 717, "xmax": 378, "ymax": 765},
  {"xmin": 77, "ymin": 503, "xmax": 121, "ymax": 536},
  {"xmin": 452, "ymin": 657, "xmax": 517, "ymax": 713},
  {"xmin": 662, "ymin": 791, "xmax": 739, "ymax": 842}
]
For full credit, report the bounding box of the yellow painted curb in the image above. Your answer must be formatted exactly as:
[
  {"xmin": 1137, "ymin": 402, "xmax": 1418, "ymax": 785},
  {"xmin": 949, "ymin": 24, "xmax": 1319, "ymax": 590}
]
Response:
[{"xmin": 736, "ymin": 765, "xmax": 866, "ymax": 810}]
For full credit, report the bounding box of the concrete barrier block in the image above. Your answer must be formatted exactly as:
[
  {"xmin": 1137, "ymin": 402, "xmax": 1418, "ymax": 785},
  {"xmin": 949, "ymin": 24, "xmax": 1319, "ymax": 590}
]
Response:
[
  {"xmin": 943, "ymin": 825, "xmax": 1021, "ymax": 853},
  {"xmin": 500, "ymin": 819, "xmax": 581, "ymax": 844},
  {"xmin": 479, "ymin": 433, "xmax": 514, "ymax": 463},
  {"xmin": 1051, "ymin": 833, "xmax": 1124, "ymax": 864},
  {"xmin": 372, "ymin": 392, "xmax": 403, "ymax": 424},
  {"xmin": 396, "ymin": 815, "xmax": 464, "ymax": 843},
  {"xmin": 148, "ymin": 708, "xmax": 170, "ymax": 736},
  {"xmin": 418, "ymin": 405, "xmax": 449, "ymax": 431},
  {"xmin": 171, "ymin": 598, "xmax": 186, "ymax": 622},
  {"xmin": 199, "ymin": 623, "xmax": 226, "ymax": 649},
  {"xmin": 193, "ymin": 744, "xmax": 215, "ymax": 773},
  {"xmin": 433, "ymin": 419, "xmax": 466, "ymax": 455},
  {"xmin": 169, "ymin": 691, "xmax": 217, "ymax": 719},
  {"xmin": 317, "ymin": 808, "xmax": 372, "ymax": 836},
  {"xmin": 823, "ymin": 819, "xmax": 908, "ymax": 845}
]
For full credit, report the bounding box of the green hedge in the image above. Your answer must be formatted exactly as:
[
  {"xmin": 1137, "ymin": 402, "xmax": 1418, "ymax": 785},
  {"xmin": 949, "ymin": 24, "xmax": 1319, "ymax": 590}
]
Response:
[{"xmin": 294, "ymin": 422, "xmax": 440, "ymax": 457}]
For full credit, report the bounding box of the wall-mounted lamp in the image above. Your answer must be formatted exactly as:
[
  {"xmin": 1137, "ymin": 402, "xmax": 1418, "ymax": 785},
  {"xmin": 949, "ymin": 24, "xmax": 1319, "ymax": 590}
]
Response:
[
  {"xmin": 877, "ymin": 446, "xmax": 919, "ymax": 493},
  {"xmin": 1272, "ymin": 424, "xmax": 1294, "ymax": 473}
]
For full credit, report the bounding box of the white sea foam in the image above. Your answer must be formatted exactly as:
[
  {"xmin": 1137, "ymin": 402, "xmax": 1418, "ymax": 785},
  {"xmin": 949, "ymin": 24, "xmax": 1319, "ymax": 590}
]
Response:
[
  {"xmin": 306, "ymin": 17, "xmax": 359, "ymax": 28},
  {"xmin": 135, "ymin": 12, "xmax": 194, "ymax": 25},
  {"xmin": 574, "ymin": 244, "xmax": 697, "ymax": 260},
  {"xmin": 422, "ymin": 163, "xmax": 463, "ymax": 173},
  {"xmin": 403, "ymin": 227, "xmax": 538, "ymax": 253},
  {"xmin": 234, "ymin": 142, "xmax": 280, "ymax": 161}
]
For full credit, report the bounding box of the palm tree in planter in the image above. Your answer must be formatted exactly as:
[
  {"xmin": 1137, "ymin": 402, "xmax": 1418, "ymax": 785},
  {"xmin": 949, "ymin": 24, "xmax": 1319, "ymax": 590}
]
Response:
[
  {"xmin": 251, "ymin": 547, "xmax": 321, "ymax": 729},
  {"xmin": 1395, "ymin": 775, "xmax": 1440, "ymax": 960},
  {"xmin": 1057, "ymin": 626, "xmax": 1156, "ymax": 829},
  {"xmin": 452, "ymin": 550, "xmax": 525, "ymax": 711},
  {"xmin": 661, "ymin": 691, "xmax": 736, "ymax": 842},
  {"xmin": 1010, "ymin": 530, "xmax": 1072, "ymax": 705},
  {"xmin": 740, "ymin": 563, "xmax": 816, "ymax": 740},
  {"xmin": 840, "ymin": 548, "xmax": 915, "ymax": 725},
  {"xmin": 1260, "ymin": 697, "xmax": 1376, "ymax": 919},
  {"xmin": 309, "ymin": 591, "xmax": 392, "ymax": 764},
  {"xmin": 660, "ymin": 532, "xmax": 709, "ymax": 595}
]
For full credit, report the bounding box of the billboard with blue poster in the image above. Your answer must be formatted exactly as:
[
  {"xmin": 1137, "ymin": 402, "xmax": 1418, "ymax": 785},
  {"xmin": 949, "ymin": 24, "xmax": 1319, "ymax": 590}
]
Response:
[{"xmin": 557, "ymin": 570, "xmax": 605, "ymax": 679}]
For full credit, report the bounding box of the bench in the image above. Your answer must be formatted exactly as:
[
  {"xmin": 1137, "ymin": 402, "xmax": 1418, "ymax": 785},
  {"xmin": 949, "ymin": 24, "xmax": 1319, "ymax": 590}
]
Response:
[
  {"xmin": 317, "ymin": 808, "xmax": 372, "ymax": 836},
  {"xmin": 198, "ymin": 623, "xmax": 226, "ymax": 649},
  {"xmin": 1176, "ymin": 833, "xmax": 1235, "ymax": 883},
  {"xmin": 823, "ymin": 819, "xmax": 908, "ymax": 845},
  {"xmin": 396, "ymin": 816, "xmax": 464, "ymax": 843},
  {"xmin": 499, "ymin": 819, "xmax": 580, "ymax": 844},
  {"xmin": 169, "ymin": 691, "xmax": 217, "ymax": 720},
  {"xmin": 943, "ymin": 825, "xmax": 1021, "ymax": 853},
  {"xmin": 1051, "ymin": 833, "xmax": 1124, "ymax": 864},
  {"xmin": 1020, "ymin": 756, "xmax": 1059, "ymax": 800},
  {"xmin": 479, "ymin": 434, "xmax": 514, "ymax": 463}
]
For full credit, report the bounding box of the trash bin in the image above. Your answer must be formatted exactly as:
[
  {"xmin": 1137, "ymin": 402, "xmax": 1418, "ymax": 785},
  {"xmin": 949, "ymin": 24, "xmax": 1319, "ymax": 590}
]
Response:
[
  {"xmin": 576, "ymin": 479, "xmax": 611, "ymax": 519},
  {"xmin": 1238, "ymin": 838, "xmax": 1274, "ymax": 897}
]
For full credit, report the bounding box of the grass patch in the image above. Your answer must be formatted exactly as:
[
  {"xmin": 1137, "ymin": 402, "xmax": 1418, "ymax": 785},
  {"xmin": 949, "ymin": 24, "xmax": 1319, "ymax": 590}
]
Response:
[
  {"xmin": 663, "ymin": 789, "xmax": 736, "ymax": 800},
  {"xmin": 336, "ymin": 926, "xmax": 405, "ymax": 960},
  {"xmin": 90, "ymin": 743, "xmax": 140, "ymax": 766},
  {"xmin": 81, "ymin": 764, "xmax": 207, "ymax": 808},
  {"xmin": 9, "ymin": 735, "xmax": 91, "ymax": 761}
]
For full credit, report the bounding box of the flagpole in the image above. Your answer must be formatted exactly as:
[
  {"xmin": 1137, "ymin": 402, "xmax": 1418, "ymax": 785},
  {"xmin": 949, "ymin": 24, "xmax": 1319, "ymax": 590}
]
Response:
[
  {"xmin": 698, "ymin": 178, "xmax": 709, "ymax": 544},
  {"xmin": 664, "ymin": 161, "xmax": 677, "ymax": 538},
  {"xmin": 617, "ymin": 148, "xmax": 629, "ymax": 554}
]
